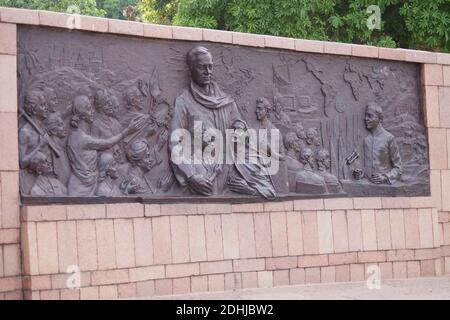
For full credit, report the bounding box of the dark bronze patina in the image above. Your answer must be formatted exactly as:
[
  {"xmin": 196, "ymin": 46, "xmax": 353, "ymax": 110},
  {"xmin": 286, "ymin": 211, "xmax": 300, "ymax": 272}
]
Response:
[{"xmin": 17, "ymin": 26, "xmax": 430, "ymax": 204}]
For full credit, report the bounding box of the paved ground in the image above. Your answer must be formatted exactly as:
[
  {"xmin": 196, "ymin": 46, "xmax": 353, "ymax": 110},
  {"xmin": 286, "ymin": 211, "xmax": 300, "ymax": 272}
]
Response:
[{"xmin": 147, "ymin": 276, "xmax": 450, "ymax": 300}]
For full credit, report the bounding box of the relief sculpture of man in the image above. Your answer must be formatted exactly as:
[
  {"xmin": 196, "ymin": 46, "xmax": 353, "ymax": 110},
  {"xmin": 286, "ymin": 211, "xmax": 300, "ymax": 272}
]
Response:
[
  {"xmin": 169, "ymin": 46, "xmax": 244, "ymax": 196},
  {"xmin": 19, "ymin": 90, "xmax": 52, "ymax": 194},
  {"xmin": 353, "ymin": 102, "xmax": 402, "ymax": 184},
  {"xmin": 19, "ymin": 90, "xmax": 51, "ymax": 170}
]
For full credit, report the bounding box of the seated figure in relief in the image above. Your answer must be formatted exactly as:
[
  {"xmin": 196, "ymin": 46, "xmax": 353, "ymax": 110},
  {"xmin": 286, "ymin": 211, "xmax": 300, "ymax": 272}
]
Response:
[
  {"xmin": 227, "ymin": 120, "xmax": 276, "ymax": 199},
  {"xmin": 284, "ymin": 132, "xmax": 304, "ymax": 172},
  {"xmin": 315, "ymin": 148, "xmax": 343, "ymax": 193},
  {"xmin": 295, "ymin": 147, "xmax": 327, "ymax": 194}
]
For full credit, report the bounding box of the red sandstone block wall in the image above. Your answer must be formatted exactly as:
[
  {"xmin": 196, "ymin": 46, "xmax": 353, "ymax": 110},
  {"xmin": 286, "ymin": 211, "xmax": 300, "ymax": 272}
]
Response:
[
  {"xmin": 19, "ymin": 202, "xmax": 444, "ymax": 299},
  {"xmin": 0, "ymin": 21, "xmax": 22, "ymax": 300}
]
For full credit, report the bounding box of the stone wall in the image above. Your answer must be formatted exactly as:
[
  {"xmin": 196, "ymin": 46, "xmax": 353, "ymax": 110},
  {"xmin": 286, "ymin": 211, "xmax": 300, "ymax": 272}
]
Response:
[
  {"xmin": 19, "ymin": 200, "xmax": 444, "ymax": 299},
  {"xmin": 0, "ymin": 6, "xmax": 449, "ymax": 299},
  {"xmin": 0, "ymin": 20, "xmax": 22, "ymax": 300}
]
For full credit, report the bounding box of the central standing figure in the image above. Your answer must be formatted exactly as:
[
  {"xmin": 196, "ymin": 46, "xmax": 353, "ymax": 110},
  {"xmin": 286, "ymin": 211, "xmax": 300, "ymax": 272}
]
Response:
[{"xmin": 169, "ymin": 46, "xmax": 244, "ymax": 196}]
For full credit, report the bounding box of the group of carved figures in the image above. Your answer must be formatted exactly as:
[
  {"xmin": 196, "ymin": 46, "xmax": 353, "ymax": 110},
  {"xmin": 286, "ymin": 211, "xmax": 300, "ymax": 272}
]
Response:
[
  {"xmin": 19, "ymin": 82, "xmax": 169, "ymax": 197},
  {"xmin": 19, "ymin": 45, "xmax": 403, "ymax": 199}
]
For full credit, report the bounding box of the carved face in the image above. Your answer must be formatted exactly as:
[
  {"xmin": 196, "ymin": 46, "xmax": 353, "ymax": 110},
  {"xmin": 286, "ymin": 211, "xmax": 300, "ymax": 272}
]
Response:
[
  {"xmin": 113, "ymin": 146, "xmax": 126, "ymax": 164},
  {"xmin": 99, "ymin": 97, "xmax": 115, "ymax": 117},
  {"xmin": 255, "ymin": 101, "xmax": 268, "ymax": 121},
  {"xmin": 35, "ymin": 100, "xmax": 50, "ymax": 120},
  {"xmin": 365, "ymin": 109, "xmax": 380, "ymax": 130},
  {"xmin": 32, "ymin": 154, "xmax": 53, "ymax": 176},
  {"xmin": 128, "ymin": 90, "xmax": 144, "ymax": 111},
  {"xmin": 295, "ymin": 124, "xmax": 306, "ymax": 140},
  {"xmin": 191, "ymin": 53, "xmax": 213, "ymax": 87},
  {"xmin": 80, "ymin": 98, "xmax": 95, "ymax": 124},
  {"xmin": 106, "ymin": 160, "xmax": 119, "ymax": 180},
  {"xmin": 300, "ymin": 148, "xmax": 315, "ymax": 167},
  {"xmin": 44, "ymin": 88, "xmax": 58, "ymax": 112},
  {"xmin": 284, "ymin": 133, "xmax": 300, "ymax": 153},
  {"xmin": 109, "ymin": 96, "xmax": 120, "ymax": 116},
  {"xmin": 231, "ymin": 121, "xmax": 248, "ymax": 145},
  {"xmin": 135, "ymin": 146, "xmax": 155, "ymax": 172},
  {"xmin": 291, "ymin": 140, "xmax": 301, "ymax": 153},
  {"xmin": 47, "ymin": 117, "xmax": 67, "ymax": 138},
  {"xmin": 316, "ymin": 150, "xmax": 331, "ymax": 171},
  {"xmin": 306, "ymin": 128, "xmax": 321, "ymax": 146},
  {"xmin": 274, "ymin": 101, "xmax": 283, "ymax": 113},
  {"xmin": 26, "ymin": 92, "xmax": 50, "ymax": 120}
]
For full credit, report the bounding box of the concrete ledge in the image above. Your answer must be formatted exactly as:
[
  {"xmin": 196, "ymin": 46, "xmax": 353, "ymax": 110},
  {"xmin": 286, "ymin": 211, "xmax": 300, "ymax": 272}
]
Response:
[
  {"xmin": 405, "ymin": 49, "xmax": 437, "ymax": 64},
  {"xmin": 78, "ymin": 15, "xmax": 108, "ymax": 33},
  {"xmin": 352, "ymin": 44, "xmax": 379, "ymax": 58},
  {"xmin": 437, "ymin": 53, "xmax": 450, "ymax": 65},
  {"xmin": 144, "ymin": 23, "xmax": 172, "ymax": 39},
  {"xmin": 109, "ymin": 19, "xmax": 143, "ymax": 37},
  {"xmin": 39, "ymin": 10, "xmax": 72, "ymax": 29},
  {"xmin": 203, "ymin": 28, "xmax": 232, "ymax": 44},
  {"xmin": 295, "ymin": 39, "xmax": 324, "ymax": 53},
  {"xmin": 172, "ymin": 25, "xmax": 202, "ymax": 41},
  {"xmin": 324, "ymin": 42, "xmax": 352, "ymax": 56},
  {"xmin": 264, "ymin": 35, "xmax": 295, "ymax": 50},
  {"xmin": 0, "ymin": 7, "xmax": 39, "ymax": 25},
  {"xmin": 233, "ymin": 31, "xmax": 265, "ymax": 47}
]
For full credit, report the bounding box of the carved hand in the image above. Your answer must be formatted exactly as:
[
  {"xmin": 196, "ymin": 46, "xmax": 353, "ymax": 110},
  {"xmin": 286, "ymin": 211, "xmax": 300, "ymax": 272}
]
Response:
[
  {"xmin": 228, "ymin": 177, "xmax": 256, "ymax": 195},
  {"xmin": 352, "ymin": 168, "xmax": 364, "ymax": 180},
  {"xmin": 158, "ymin": 172, "xmax": 175, "ymax": 191},
  {"xmin": 188, "ymin": 174, "xmax": 213, "ymax": 196},
  {"xmin": 38, "ymin": 133, "xmax": 50, "ymax": 148},
  {"xmin": 369, "ymin": 173, "xmax": 388, "ymax": 184},
  {"xmin": 121, "ymin": 178, "xmax": 140, "ymax": 194},
  {"xmin": 123, "ymin": 116, "xmax": 147, "ymax": 136}
]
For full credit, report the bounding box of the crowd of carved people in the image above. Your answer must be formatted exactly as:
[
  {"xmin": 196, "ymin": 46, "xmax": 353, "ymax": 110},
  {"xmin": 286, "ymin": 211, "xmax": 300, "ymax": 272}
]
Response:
[
  {"xmin": 19, "ymin": 84, "xmax": 167, "ymax": 197},
  {"xmin": 254, "ymin": 95, "xmax": 343, "ymax": 195}
]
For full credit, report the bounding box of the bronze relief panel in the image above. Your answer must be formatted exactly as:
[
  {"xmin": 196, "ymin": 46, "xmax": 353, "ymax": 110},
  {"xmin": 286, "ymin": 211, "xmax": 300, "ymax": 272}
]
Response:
[{"xmin": 17, "ymin": 26, "xmax": 429, "ymax": 203}]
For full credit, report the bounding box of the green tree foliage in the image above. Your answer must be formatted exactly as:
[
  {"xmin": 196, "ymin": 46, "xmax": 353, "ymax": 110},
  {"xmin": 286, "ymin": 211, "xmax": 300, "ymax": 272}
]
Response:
[
  {"xmin": 1, "ymin": 0, "xmax": 448, "ymax": 52},
  {"xmin": 97, "ymin": 0, "xmax": 136, "ymax": 19},
  {"xmin": 0, "ymin": 0, "xmax": 107, "ymax": 16},
  {"xmin": 138, "ymin": 0, "xmax": 178, "ymax": 24},
  {"xmin": 400, "ymin": 0, "xmax": 449, "ymax": 52},
  {"xmin": 170, "ymin": 0, "xmax": 449, "ymax": 52}
]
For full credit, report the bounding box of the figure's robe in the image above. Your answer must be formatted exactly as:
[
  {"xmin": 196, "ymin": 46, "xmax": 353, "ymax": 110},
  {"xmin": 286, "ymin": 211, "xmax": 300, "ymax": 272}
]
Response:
[
  {"xmin": 67, "ymin": 129, "xmax": 104, "ymax": 196},
  {"xmin": 230, "ymin": 145, "xmax": 276, "ymax": 200},
  {"xmin": 169, "ymin": 81, "xmax": 243, "ymax": 194}
]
